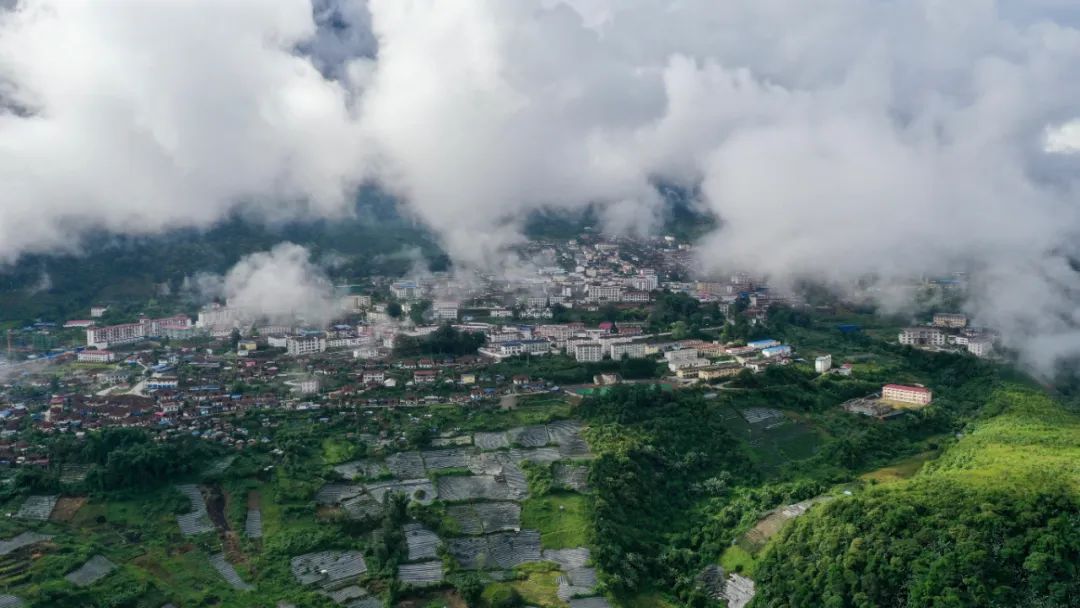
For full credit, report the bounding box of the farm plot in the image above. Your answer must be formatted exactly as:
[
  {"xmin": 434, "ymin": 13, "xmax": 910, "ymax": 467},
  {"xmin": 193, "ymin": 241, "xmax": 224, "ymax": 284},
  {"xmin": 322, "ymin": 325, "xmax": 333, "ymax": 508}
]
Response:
[
  {"xmin": 474, "ymin": 431, "xmax": 510, "ymax": 450},
  {"xmin": 175, "ymin": 484, "xmax": 214, "ymax": 536},
  {"xmin": 365, "ymin": 479, "xmax": 436, "ymax": 505},
  {"xmin": 557, "ymin": 567, "xmax": 599, "ymax": 601},
  {"xmin": 546, "ymin": 420, "xmax": 584, "ymax": 444},
  {"xmin": 64, "ymin": 555, "xmax": 116, "ymax": 587},
  {"xmin": 508, "ymin": 425, "xmax": 550, "ymax": 448},
  {"xmin": 552, "ymin": 464, "xmax": 590, "ymax": 492},
  {"xmin": 334, "ymin": 460, "xmax": 388, "ymax": 480},
  {"xmin": 325, "ymin": 585, "xmax": 372, "ymax": 605},
  {"xmin": 403, "ymin": 523, "xmax": 441, "ymax": 561},
  {"xmin": 0, "ymin": 595, "xmax": 21, "ymax": 608},
  {"xmin": 59, "ymin": 463, "xmax": 90, "ymax": 485},
  {"xmin": 291, "ymin": 551, "xmax": 368, "ymax": 589},
  {"xmin": 385, "ymin": 451, "xmax": 426, "ymax": 479},
  {"xmin": 0, "ymin": 532, "xmax": 52, "ymax": 556},
  {"xmin": 315, "ymin": 483, "xmax": 365, "ymax": 505},
  {"xmin": 447, "ymin": 530, "xmax": 542, "ymax": 570},
  {"xmin": 421, "ymin": 447, "xmax": 477, "ymax": 470},
  {"xmin": 739, "ymin": 497, "xmax": 830, "ymax": 552},
  {"xmin": 446, "ymin": 502, "xmax": 521, "ymax": 535},
  {"xmin": 508, "ymin": 447, "xmax": 563, "ymax": 466},
  {"xmin": 14, "ymin": 495, "xmax": 57, "ymax": 521},
  {"xmin": 204, "ymin": 455, "xmax": 236, "ymax": 476},
  {"xmin": 341, "ymin": 494, "xmax": 384, "ymax": 520},
  {"xmin": 397, "ymin": 561, "xmax": 444, "ymax": 587},
  {"xmin": 569, "ymin": 597, "xmax": 611, "ymax": 608},
  {"xmin": 245, "ymin": 508, "xmax": 262, "ymax": 538},
  {"xmin": 542, "ymin": 547, "xmax": 590, "ymax": 570},
  {"xmin": 209, "ymin": 553, "xmax": 254, "ymax": 591},
  {"xmin": 437, "ymin": 475, "xmax": 521, "ymax": 502},
  {"xmin": 740, "ymin": 407, "xmax": 784, "ymax": 426},
  {"xmin": 431, "ymin": 435, "xmax": 472, "ymax": 447}
]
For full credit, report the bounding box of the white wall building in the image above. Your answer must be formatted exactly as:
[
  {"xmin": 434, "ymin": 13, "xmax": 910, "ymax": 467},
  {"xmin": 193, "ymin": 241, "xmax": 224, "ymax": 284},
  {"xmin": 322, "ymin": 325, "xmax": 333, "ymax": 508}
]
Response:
[
  {"xmin": 574, "ymin": 342, "xmax": 604, "ymax": 362},
  {"xmin": 899, "ymin": 327, "xmax": 946, "ymax": 346},
  {"xmin": 814, "ymin": 355, "xmax": 833, "ymax": 374},
  {"xmin": 610, "ymin": 342, "xmax": 647, "ymax": 360},
  {"xmin": 286, "ymin": 335, "xmax": 327, "ymax": 356}
]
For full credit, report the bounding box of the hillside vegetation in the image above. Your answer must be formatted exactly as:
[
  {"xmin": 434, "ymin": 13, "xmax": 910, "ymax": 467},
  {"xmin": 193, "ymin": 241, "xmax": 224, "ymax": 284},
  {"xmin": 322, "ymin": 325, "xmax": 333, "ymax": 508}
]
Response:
[{"xmin": 753, "ymin": 387, "xmax": 1080, "ymax": 608}]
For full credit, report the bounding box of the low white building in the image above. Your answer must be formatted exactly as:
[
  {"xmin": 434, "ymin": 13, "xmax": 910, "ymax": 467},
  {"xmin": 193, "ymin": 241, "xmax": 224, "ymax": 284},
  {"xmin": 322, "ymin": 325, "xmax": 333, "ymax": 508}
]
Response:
[
  {"xmin": 77, "ymin": 350, "xmax": 115, "ymax": 363},
  {"xmin": 899, "ymin": 327, "xmax": 945, "ymax": 347},
  {"xmin": 433, "ymin": 302, "xmax": 460, "ymax": 322},
  {"xmin": 967, "ymin": 339, "xmax": 993, "ymax": 358}
]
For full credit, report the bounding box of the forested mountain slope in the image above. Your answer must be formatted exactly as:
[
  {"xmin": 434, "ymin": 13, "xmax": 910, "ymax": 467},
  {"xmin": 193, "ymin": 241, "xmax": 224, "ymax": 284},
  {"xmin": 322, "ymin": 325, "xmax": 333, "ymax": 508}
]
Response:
[{"xmin": 753, "ymin": 387, "xmax": 1080, "ymax": 608}]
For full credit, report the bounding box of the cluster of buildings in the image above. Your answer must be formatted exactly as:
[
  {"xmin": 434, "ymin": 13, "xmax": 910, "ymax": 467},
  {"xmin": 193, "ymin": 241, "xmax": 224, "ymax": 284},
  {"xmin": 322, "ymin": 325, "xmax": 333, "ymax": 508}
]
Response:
[{"xmin": 898, "ymin": 313, "xmax": 995, "ymax": 358}]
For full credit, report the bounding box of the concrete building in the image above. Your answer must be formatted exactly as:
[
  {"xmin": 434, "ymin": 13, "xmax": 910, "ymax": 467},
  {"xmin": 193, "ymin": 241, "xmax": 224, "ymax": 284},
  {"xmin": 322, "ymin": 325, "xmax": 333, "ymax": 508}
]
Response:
[
  {"xmin": 610, "ymin": 342, "xmax": 647, "ymax": 360},
  {"xmin": 932, "ymin": 313, "xmax": 968, "ymax": 329},
  {"xmin": 814, "ymin": 355, "xmax": 833, "ymax": 374},
  {"xmin": 698, "ymin": 364, "xmax": 743, "ymax": 380},
  {"xmin": 761, "ymin": 345, "xmax": 792, "ymax": 358},
  {"xmin": 882, "ymin": 384, "xmax": 933, "ymax": 406},
  {"xmin": 77, "ymin": 350, "xmax": 115, "ymax": 363},
  {"xmin": 899, "ymin": 327, "xmax": 946, "ymax": 346},
  {"xmin": 86, "ymin": 322, "xmax": 144, "ymax": 349},
  {"xmin": 297, "ymin": 377, "xmax": 320, "ymax": 394},
  {"xmin": 573, "ymin": 342, "xmax": 604, "ymax": 363},
  {"xmin": 390, "ymin": 280, "xmax": 420, "ymax": 300},
  {"xmin": 587, "ymin": 284, "xmax": 623, "ymax": 302},
  {"xmin": 286, "ymin": 335, "xmax": 327, "ymax": 356},
  {"xmin": 90, "ymin": 306, "xmax": 109, "ymax": 318},
  {"xmin": 433, "ymin": 302, "xmax": 460, "ymax": 322},
  {"xmin": 967, "ymin": 339, "xmax": 993, "ymax": 358},
  {"xmin": 746, "ymin": 339, "xmax": 781, "ymax": 351}
]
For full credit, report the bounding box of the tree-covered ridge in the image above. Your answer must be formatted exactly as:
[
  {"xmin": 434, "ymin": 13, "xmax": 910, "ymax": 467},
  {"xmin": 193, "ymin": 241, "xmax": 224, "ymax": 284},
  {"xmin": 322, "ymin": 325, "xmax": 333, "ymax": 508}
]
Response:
[{"xmin": 753, "ymin": 387, "xmax": 1080, "ymax": 608}]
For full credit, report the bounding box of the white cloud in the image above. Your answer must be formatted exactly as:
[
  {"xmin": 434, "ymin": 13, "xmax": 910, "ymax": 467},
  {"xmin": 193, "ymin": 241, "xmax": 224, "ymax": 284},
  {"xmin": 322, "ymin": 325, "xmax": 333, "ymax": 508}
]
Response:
[
  {"xmin": 193, "ymin": 242, "xmax": 343, "ymax": 326},
  {"xmin": 3, "ymin": 0, "xmax": 1080, "ymax": 371}
]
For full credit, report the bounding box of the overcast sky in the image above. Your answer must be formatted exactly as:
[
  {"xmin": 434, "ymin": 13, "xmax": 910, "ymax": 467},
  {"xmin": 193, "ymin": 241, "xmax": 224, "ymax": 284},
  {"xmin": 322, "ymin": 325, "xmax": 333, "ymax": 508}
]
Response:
[{"xmin": 2, "ymin": 0, "xmax": 1080, "ymax": 371}]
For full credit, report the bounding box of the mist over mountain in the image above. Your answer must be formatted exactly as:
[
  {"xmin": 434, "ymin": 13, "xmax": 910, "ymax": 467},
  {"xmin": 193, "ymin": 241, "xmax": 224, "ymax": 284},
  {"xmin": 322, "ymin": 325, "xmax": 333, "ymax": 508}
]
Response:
[{"xmin": 2, "ymin": 0, "xmax": 1080, "ymax": 371}]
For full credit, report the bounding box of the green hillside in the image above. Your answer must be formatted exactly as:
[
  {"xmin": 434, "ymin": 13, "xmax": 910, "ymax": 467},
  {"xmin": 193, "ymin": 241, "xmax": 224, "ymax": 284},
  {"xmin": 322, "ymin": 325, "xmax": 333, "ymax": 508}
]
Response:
[{"xmin": 752, "ymin": 387, "xmax": 1080, "ymax": 607}]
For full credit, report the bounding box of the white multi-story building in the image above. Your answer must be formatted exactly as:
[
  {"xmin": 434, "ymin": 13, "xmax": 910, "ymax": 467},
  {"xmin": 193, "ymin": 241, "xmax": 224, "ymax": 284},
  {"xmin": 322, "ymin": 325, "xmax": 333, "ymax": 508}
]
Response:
[
  {"xmin": 433, "ymin": 302, "xmax": 460, "ymax": 322},
  {"xmin": 90, "ymin": 306, "xmax": 109, "ymax": 318},
  {"xmin": 587, "ymin": 284, "xmax": 623, "ymax": 302},
  {"xmin": 630, "ymin": 273, "xmax": 659, "ymax": 292},
  {"xmin": 286, "ymin": 335, "xmax": 327, "ymax": 356},
  {"xmin": 882, "ymin": 384, "xmax": 933, "ymax": 406},
  {"xmin": 815, "ymin": 355, "xmax": 833, "ymax": 374},
  {"xmin": 610, "ymin": 342, "xmax": 646, "ymax": 359},
  {"xmin": 899, "ymin": 327, "xmax": 945, "ymax": 346},
  {"xmin": 342, "ymin": 294, "xmax": 372, "ymax": 311},
  {"xmin": 664, "ymin": 348, "xmax": 700, "ymax": 365},
  {"xmin": 621, "ymin": 291, "xmax": 651, "ymax": 303},
  {"xmin": 86, "ymin": 323, "xmax": 144, "ymax": 349},
  {"xmin": 390, "ymin": 281, "xmax": 420, "ymax": 300},
  {"xmin": 574, "ymin": 342, "xmax": 604, "ymax": 362},
  {"xmin": 77, "ymin": 350, "xmax": 116, "ymax": 363},
  {"xmin": 967, "ymin": 339, "xmax": 993, "ymax": 358}
]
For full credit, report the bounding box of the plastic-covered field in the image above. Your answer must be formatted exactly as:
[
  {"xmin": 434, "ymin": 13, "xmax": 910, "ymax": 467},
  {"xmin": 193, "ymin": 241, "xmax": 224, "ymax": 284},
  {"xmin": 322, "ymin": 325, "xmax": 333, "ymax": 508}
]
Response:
[
  {"xmin": 210, "ymin": 553, "xmax": 254, "ymax": 591},
  {"xmin": 175, "ymin": 484, "xmax": 214, "ymax": 536},
  {"xmin": 569, "ymin": 597, "xmax": 611, "ymax": 608},
  {"xmin": 64, "ymin": 555, "xmax": 117, "ymax": 587},
  {"xmin": 437, "ymin": 475, "xmax": 520, "ymax": 502},
  {"xmin": 14, "ymin": 495, "xmax": 57, "ymax": 521},
  {"xmin": 291, "ymin": 550, "xmax": 368, "ymax": 589},
  {"xmin": 397, "ymin": 561, "xmax": 444, "ymax": 586},
  {"xmin": 448, "ymin": 530, "xmax": 542, "ymax": 570},
  {"xmin": 507, "ymin": 425, "xmax": 550, "ymax": 447},
  {"xmin": 385, "ymin": 451, "xmax": 426, "ymax": 479},
  {"xmin": 364, "ymin": 479, "xmax": 436, "ymax": 504},
  {"xmin": 314, "ymin": 483, "xmax": 365, "ymax": 505},
  {"xmin": 446, "ymin": 502, "xmax": 521, "ymax": 535},
  {"xmin": 0, "ymin": 532, "xmax": 53, "ymax": 556},
  {"xmin": 420, "ymin": 447, "xmax": 477, "ymax": 470},
  {"xmin": 403, "ymin": 523, "xmax": 441, "ymax": 561},
  {"xmin": 542, "ymin": 547, "xmax": 591, "ymax": 569},
  {"xmin": 553, "ymin": 463, "xmax": 591, "ymax": 492},
  {"xmin": 333, "ymin": 460, "xmax": 388, "ymax": 480},
  {"xmin": 245, "ymin": 509, "xmax": 262, "ymax": 538},
  {"xmin": 0, "ymin": 595, "xmax": 22, "ymax": 608},
  {"xmin": 342, "ymin": 494, "xmax": 384, "ymax": 520}
]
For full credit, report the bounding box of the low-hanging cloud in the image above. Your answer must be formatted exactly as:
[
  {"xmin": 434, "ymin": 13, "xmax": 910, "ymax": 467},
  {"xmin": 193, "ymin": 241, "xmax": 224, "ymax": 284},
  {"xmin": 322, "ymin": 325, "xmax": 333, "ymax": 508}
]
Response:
[
  {"xmin": 191, "ymin": 242, "xmax": 343, "ymax": 327},
  {"xmin": 3, "ymin": 0, "xmax": 1080, "ymax": 371}
]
